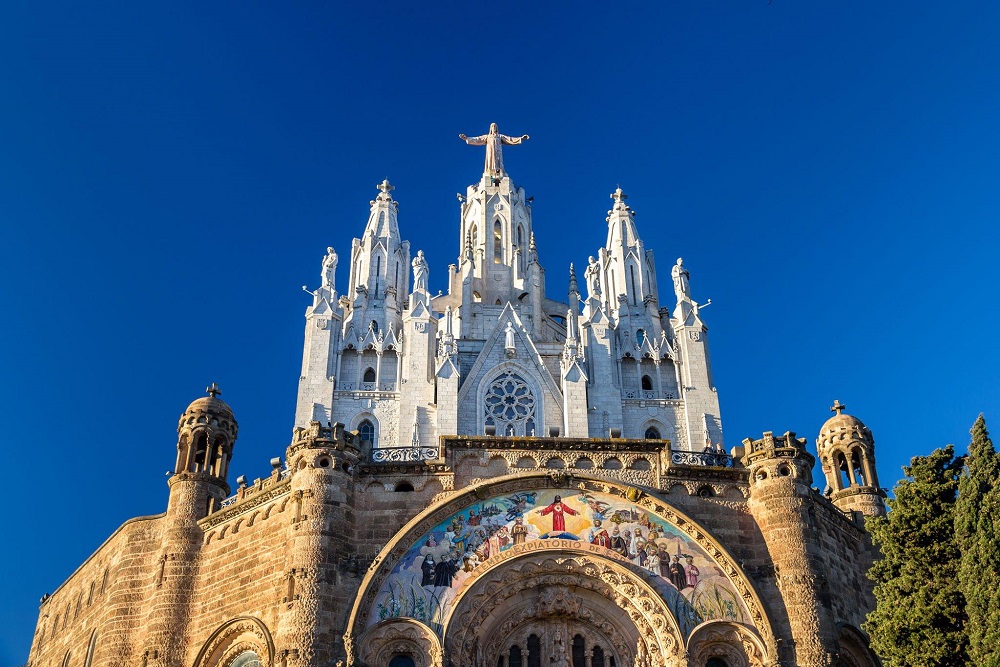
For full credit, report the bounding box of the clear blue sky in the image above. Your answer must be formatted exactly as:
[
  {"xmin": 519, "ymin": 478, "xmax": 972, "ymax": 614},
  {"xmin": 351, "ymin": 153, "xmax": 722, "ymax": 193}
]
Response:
[{"xmin": 2, "ymin": 2, "xmax": 999, "ymax": 663}]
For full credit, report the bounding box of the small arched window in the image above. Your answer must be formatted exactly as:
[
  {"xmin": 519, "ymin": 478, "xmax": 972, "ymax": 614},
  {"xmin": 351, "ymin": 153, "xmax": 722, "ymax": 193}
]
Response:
[
  {"xmin": 641, "ymin": 375, "xmax": 653, "ymax": 390},
  {"xmin": 572, "ymin": 635, "xmax": 586, "ymax": 667},
  {"xmin": 394, "ymin": 481, "xmax": 414, "ymax": 492},
  {"xmin": 527, "ymin": 635, "xmax": 541, "ymax": 667},
  {"xmin": 852, "ymin": 450, "xmax": 867, "ymax": 486},
  {"xmin": 592, "ymin": 646, "xmax": 605, "ymax": 667},
  {"xmin": 645, "ymin": 427, "xmax": 661, "ymax": 440},
  {"xmin": 706, "ymin": 659, "xmax": 730, "ymax": 667},
  {"xmin": 358, "ymin": 419, "xmax": 376, "ymax": 449},
  {"xmin": 629, "ymin": 265, "xmax": 638, "ymax": 305},
  {"xmin": 370, "ymin": 320, "xmax": 379, "ymax": 334},
  {"xmin": 388, "ymin": 657, "xmax": 415, "ymax": 667},
  {"xmin": 509, "ymin": 646, "xmax": 523, "ymax": 667},
  {"xmin": 837, "ymin": 452, "xmax": 851, "ymax": 489},
  {"xmin": 494, "ymin": 220, "xmax": 503, "ymax": 264},
  {"xmin": 363, "ymin": 367, "xmax": 376, "ymax": 383},
  {"xmin": 636, "ymin": 328, "xmax": 646, "ymax": 345}
]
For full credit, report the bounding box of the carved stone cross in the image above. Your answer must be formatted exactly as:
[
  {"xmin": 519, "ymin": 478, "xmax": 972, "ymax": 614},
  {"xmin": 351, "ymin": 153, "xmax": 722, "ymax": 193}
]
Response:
[
  {"xmin": 830, "ymin": 400, "xmax": 845, "ymax": 415},
  {"xmin": 206, "ymin": 382, "xmax": 222, "ymax": 398}
]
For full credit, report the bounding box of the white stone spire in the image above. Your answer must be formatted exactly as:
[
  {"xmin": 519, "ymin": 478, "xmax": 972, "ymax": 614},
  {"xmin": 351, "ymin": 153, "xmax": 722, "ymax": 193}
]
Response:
[{"xmin": 344, "ymin": 180, "xmax": 411, "ymax": 338}]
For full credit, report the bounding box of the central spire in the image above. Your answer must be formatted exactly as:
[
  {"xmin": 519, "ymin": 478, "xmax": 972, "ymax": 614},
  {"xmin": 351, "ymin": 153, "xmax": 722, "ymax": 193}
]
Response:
[{"xmin": 458, "ymin": 123, "xmax": 530, "ymax": 176}]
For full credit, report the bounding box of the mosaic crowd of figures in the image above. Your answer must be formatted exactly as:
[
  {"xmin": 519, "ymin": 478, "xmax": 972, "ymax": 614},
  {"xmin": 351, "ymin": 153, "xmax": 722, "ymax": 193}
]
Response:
[{"xmin": 369, "ymin": 488, "xmax": 750, "ymax": 639}]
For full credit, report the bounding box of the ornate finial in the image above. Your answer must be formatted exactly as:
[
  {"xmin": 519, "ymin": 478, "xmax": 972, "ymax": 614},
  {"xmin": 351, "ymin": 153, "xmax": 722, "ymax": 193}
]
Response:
[
  {"xmin": 206, "ymin": 383, "xmax": 221, "ymax": 398},
  {"xmin": 529, "ymin": 232, "xmax": 536, "ymax": 251},
  {"xmin": 830, "ymin": 400, "xmax": 846, "ymax": 415},
  {"xmin": 568, "ymin": 263, "xmax": 578, "ymax": 294},
  {"xmin": 377, "ymin": 179, "xmax": 394, "ymax": 194},
  {"xmin": 611, "ymin": 187, "xmax": 627, "ymax": 203}
]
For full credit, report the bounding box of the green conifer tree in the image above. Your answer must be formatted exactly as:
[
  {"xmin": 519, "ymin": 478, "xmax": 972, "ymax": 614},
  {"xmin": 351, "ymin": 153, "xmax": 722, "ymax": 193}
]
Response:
[
  {"xmin": 955, "ymin": 416, "xmax": 1000, "ymax": 667},
  {"xmin": 865, "ymin": 445, "xmax": 968, "ymax": 667}
]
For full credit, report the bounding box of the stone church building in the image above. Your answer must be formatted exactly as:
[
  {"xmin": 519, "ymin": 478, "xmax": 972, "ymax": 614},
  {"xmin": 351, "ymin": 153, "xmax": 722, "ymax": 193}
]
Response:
[{"xmin": 28, "ymin": 125, "xmax": 887, "ymax": 667}]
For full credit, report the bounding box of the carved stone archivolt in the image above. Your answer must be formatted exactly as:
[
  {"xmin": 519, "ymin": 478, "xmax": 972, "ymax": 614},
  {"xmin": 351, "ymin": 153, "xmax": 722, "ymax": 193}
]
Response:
[
  {"xmin": 686, "ymin": 621, "xmax": 768, "ymax": 667},
  {"xmin": 442, "ymin": 550, "xmax": 684, "ymax": 667},
  {"xmin": 192, "ymin": 616, "xmax": 275, "ymax": 667},
  {"xmin": 355, "ymin": 618, "xmax": 442, "ymax": 667}
]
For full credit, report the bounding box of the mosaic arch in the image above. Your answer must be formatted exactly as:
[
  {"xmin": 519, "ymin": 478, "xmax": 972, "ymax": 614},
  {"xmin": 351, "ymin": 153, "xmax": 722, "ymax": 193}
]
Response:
[{"xmin": 347, "ymin": 473, "xmax": 773, "ymax": 654}]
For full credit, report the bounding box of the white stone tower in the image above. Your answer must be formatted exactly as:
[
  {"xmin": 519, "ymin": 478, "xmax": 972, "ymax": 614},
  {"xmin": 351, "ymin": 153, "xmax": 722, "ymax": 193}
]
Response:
[{"xmin": 294, "ymin": 124, "xmax": 725, "ymax": 453}]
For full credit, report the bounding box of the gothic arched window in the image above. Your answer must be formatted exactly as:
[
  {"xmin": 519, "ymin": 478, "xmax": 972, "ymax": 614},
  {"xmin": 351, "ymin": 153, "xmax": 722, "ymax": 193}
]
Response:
[
  {"xmin": 494, "ymin": 220, "xmax": 503, "ymax": 264},
  {"xmin": 358, "ymin": 419, "xmax": 376, "ymax": 449},
  {"xmin": 363, "ymin": 367, "xmax": 376, "ymax": 383},
  {"xmin": 645, "ymin": 427, "xmax": 661, "ymax": 440},
  {"xmin": 509, "ymin": 646, "xmax": 523, "ymax": 667},
  {"xmin": 629, "ymin": 265, "xmax": 638, "ymax": 305},
  {"xmin": 852, "ymin": 449, "xmax": 867, "ymax": 486},
  {"xmin": 527, "ymin": 635, "xmax": 541, "ymax": 667},
  {"xmin": 484, "ymin": 371, "xmax": 536, "ymax": 436},
  {"xmin": 641, "ymin": 375, "xmax": 653, "ymax": 390},
  {"xmin": 572, "ymin": 635, "xmax": 586, "ymax": 667}
]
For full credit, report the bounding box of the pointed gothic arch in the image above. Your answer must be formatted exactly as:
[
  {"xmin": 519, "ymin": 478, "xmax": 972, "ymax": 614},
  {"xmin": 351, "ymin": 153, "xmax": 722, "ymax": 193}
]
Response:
[{"xmin": 494, "ymin": 219, "xmax": 503, "ymax": 264}]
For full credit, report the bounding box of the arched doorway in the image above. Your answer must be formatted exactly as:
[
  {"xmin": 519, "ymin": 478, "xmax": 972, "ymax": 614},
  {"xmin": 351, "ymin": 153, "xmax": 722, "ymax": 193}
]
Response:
[{"xmin": 443, "ymin": 550, "xmax": 683, "ymax": 667}]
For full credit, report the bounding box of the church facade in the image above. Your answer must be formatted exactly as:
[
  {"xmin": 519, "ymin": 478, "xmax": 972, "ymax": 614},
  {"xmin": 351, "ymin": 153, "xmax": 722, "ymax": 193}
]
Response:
[{"xmin": 28, "ymin": 125, "xmax": 886, "ymax": 667}]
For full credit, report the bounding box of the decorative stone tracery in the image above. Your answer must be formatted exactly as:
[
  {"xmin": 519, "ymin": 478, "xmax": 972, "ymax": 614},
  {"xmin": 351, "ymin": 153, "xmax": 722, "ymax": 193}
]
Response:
[
  {"xmin": 192, "ymin": 617, "xmax": 275, "ymax": 667},
  {"xmin": 356, "ymin": 618, "xmax": 442, "ymax": 667},
  {"xmin": 686, "ymin": 621, "xmax": 767, "ymax": 667},
  {"xmin": 443, "ymin": 551, "xmax": 684, "ymax": 667}
]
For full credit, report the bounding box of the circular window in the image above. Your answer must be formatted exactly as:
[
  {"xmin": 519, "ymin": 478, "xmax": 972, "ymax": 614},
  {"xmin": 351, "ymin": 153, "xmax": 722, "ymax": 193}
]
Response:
[{"xmin": 484, "ymin": 372, "xmax": 536, "ymax": 436}]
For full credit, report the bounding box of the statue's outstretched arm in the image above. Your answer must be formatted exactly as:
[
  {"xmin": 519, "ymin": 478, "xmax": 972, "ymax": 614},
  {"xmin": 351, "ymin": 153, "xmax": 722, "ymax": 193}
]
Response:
[
  {"xmin": 500, "ymin": 134, "xmax": 530, "ymax": 145},
  {"xmin": 459, "ymin": 133, "xmax": 488, "ymax": 145}
]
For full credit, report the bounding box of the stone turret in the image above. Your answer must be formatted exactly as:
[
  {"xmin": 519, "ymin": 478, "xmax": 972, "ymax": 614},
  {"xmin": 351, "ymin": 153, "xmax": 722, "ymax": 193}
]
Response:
[
  {"xmin": 150, "ymin": 385, "xmax": 238, "ymax": 667},
  {"xmin": 170, "ymin": 383, "xmax": 238, "ymax": 518},
  {"xmin": 743, "ymin": 431, "xmax": 837, "ymax": 667},
  {"xmin": 277, "ymin": 422, "xmax": 362, "ymax": 667},
  {"xmin": 817, "ymin": 401, "xmax": 885, "ymax": 517}
]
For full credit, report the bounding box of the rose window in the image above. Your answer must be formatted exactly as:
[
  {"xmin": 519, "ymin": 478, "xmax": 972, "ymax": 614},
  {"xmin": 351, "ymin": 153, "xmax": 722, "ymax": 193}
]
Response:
[{"xmin": 484, "ymin": 371, "xmax": 537, "ymax": 436}]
